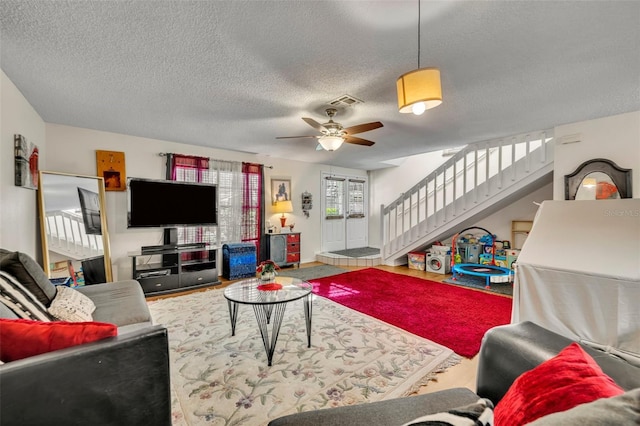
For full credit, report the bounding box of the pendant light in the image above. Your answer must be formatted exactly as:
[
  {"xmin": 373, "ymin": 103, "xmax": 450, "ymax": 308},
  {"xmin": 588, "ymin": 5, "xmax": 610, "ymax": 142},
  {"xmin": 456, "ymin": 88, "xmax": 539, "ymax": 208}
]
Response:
[{"xmin": 397, "ymin": 0, "xmax": 442, "ymax": 115}]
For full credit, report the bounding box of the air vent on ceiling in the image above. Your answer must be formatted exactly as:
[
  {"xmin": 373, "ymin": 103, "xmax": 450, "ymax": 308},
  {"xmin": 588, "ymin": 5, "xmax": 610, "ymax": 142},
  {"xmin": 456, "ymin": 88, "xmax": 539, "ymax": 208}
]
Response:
[{"xmin": 328, "ymin": 94, "xmax": 363, "ymax": 107}]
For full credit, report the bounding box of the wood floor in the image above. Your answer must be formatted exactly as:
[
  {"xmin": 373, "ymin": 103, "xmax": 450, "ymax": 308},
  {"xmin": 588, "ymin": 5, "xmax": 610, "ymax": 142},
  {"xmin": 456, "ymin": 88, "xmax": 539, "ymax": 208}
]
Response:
[{"xmin": 146, "ymin": 261, "xmax": 510, "ymax": 396}]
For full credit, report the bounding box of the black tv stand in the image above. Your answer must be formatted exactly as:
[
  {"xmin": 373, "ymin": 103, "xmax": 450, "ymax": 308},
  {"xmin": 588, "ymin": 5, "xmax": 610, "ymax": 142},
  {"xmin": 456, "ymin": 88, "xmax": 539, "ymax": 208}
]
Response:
[
  {"xmin": 140, "ymin": 242, "xmax": 206, "ymax": 254},
  {"xmin": 177, "ymin": 243, "xmax": 207, "ymax": 250},
  {"xmin": 141, "ymin": 244, "xmax": 177, "ymax": 254},
  {"xmin": 129, "ymin": 245, "xmax": 220, "ymax": 296}
]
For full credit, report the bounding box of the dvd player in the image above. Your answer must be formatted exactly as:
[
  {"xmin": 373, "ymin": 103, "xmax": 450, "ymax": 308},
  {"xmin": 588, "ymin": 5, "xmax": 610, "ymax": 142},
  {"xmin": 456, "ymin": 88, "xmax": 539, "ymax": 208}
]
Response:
[
  {"xmin": 137, "ymin": 270, "xmax": 171, "ymax": 279},
  {"xmin": 141, "ymin": 243, "xmax": 207, "ymax": 254},
  {"xmin": 177, "ymin": 243, "xmax": 207, "ymax": 250},
  {"xmin": 141, "ymin": 244, "xmax": 177, "ymax": 254}
]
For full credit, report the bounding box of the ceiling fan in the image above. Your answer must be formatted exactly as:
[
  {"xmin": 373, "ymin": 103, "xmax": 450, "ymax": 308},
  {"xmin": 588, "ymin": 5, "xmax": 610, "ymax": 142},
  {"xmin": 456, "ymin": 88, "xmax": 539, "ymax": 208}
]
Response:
[{"xmin": 276, "ymin": 108, "xmax": 383, "ymax": 151}]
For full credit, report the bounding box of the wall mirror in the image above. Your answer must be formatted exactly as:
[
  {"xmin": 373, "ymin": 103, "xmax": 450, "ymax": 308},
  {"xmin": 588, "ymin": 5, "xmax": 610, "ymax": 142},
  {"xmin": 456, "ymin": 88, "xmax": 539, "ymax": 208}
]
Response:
[
  {"xmin": 38, "ymin": 171, "xmax": 113, "ymax": 284},
  {"xmin": 564, "ymin": 158, "xmax": 632, "ymax": 200}
]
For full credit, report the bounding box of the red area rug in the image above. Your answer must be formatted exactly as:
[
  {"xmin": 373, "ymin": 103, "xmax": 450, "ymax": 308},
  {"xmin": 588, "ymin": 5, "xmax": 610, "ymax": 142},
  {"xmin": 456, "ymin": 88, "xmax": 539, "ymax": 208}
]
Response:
[{"xmin": 310, "ymin": 268, "xmax": 512, "ymax": 358}]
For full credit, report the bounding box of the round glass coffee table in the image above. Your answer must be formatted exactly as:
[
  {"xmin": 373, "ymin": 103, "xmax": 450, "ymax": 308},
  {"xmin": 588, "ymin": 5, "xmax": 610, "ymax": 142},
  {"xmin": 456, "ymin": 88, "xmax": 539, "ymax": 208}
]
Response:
[{"xmin": 223, "ymin": 276, "xmax": 313, "ymax": 366}]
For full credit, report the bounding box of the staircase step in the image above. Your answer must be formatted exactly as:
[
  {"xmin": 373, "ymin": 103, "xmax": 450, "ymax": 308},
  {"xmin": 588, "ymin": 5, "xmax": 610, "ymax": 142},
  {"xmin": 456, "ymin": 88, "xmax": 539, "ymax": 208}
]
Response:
[{"xmin": 316, "ymin": 252, "xmax": 382, "ymax": 267}]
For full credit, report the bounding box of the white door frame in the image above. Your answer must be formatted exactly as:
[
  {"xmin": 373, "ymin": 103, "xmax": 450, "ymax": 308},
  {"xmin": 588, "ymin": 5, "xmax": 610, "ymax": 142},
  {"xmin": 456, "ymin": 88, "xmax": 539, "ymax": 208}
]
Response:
[{"xmin": 321, "ymin": 173, "xmax": 368, "ymax": 252}]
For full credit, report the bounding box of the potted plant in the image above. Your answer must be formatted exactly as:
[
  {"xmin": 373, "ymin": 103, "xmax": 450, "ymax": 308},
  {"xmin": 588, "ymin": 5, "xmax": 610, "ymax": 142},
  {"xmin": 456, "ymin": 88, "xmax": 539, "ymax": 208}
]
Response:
[{"xmin": 256, "ymin": 260, "xmax": 280, "ymax": 281}]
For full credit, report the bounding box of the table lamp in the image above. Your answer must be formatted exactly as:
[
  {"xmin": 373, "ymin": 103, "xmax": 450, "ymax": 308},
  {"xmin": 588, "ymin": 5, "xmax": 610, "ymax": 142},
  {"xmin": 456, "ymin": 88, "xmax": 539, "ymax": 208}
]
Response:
[{"xmin": 273, "ymin": 200, "xmax": 293, "ymax": 228}]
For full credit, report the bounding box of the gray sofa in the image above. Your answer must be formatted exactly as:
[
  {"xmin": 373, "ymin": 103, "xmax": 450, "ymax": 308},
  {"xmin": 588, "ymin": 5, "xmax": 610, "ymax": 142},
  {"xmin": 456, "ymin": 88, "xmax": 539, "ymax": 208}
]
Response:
[
  {"xmin": 0, "ymin": 249, "xmax": 171, "ymax": 425},
  {"xmin": 268, "ymin": 321, "xmax": 640, "ymax": 425}
]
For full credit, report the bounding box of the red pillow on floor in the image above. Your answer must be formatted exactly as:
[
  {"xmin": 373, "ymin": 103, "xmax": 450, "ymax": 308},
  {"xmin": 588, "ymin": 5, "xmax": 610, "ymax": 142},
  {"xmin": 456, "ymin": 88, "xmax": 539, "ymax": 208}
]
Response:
[
  {"xmin": 0, "ymin": 318, "xmax": 117, "ymax": 362},
  {"xmin": 494, "ymin": 342, "xmax": 624, "ymax": 426}
]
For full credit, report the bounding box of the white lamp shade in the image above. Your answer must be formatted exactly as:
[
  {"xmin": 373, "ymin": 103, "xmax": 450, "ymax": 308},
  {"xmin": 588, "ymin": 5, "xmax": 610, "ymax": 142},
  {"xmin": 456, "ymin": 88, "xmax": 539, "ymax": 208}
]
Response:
[
  {"xmin": 318, "ymin": 135, "xmax": 344, "ymax": 151},
  {"xmin": 272, "ymin": 200, "xmax": 293, "ymax": 214},
  {"xmin": 397, "ymin": 67, "xmax": 443, "ymax": 114}
]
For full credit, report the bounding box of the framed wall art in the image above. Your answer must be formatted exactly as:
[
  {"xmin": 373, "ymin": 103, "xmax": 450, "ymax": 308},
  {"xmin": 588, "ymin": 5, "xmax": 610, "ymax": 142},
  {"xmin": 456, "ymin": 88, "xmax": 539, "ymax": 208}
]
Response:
[
  {"xmin": 271, "ymin": 178, "xmax": 291, "ymax": 204},
  {"xmin": 14, "ymin": 134, "xmax": 39, "ymax": 190},
  {"xmin": 96, "ymin": 150, "xmax": 127, "ymax": 191}
]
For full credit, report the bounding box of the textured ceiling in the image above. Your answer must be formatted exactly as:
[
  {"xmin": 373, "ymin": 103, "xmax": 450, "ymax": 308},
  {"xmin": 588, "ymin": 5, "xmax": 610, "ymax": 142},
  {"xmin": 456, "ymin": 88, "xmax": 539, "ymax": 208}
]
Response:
[{"xmin": 1, "ymin": 1, "xmax": 639, "ymax": 170}]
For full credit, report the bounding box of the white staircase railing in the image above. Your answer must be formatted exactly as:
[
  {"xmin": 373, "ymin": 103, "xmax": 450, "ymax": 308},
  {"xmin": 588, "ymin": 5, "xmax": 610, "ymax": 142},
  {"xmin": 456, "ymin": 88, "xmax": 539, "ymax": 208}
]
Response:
[
  {"xmin": 381, "ymin": 129, "xmax": 554, "ymax": 263},
  {"xmin": 45, "ymin": 210, "xmax": 103, "ymax": 260}
]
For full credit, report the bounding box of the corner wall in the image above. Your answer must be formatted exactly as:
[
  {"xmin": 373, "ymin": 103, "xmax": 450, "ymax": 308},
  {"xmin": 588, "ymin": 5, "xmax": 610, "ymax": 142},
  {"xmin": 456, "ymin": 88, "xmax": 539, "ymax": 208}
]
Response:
[
  {"xmin": 44, "ymin": 124, "xmax": 366, "ymax": 280},
  {"xmin": 0, "ymin": 70, "xmax": 46, "ymax": 257},
  {"xmin": 553, "ymin": 111, "xmax": 640, "ymax": 199}
]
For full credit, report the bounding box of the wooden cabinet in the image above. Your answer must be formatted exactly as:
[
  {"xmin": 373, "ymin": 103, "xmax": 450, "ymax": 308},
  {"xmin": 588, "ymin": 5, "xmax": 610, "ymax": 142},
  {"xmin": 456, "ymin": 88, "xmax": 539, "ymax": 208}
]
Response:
[
  {"xmin": 285, "ymin": 233, "xmax": 301, "ymax": 265},
  {"xmin": 511, "ymin": 220, "xmax": 533, "ymax": 249},
  {"xmin": 267, "ymin": 233, "xmax": 301, "ymax": 268}
]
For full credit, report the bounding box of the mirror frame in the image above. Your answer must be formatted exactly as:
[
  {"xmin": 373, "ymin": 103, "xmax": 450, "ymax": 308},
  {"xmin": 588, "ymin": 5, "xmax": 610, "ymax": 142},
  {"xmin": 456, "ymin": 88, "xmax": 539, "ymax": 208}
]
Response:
[
  {"xmin": 37, "ymin": 171, "xmax": 113, "ymax": 282},
  {"xmin": 564, "ymin": 158, "xmax": 632, "ymax": 200}
]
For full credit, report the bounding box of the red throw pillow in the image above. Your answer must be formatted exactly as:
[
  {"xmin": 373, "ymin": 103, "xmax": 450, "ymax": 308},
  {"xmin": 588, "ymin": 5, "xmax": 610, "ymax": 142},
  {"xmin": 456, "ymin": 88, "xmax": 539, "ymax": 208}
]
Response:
[
  {"xmin": 494, "ymin": 342, "xmax": 624, "ymax": 426},
  {"xmin": 0, "ymin": 318, "xmax": 117, "ymax": 362}
]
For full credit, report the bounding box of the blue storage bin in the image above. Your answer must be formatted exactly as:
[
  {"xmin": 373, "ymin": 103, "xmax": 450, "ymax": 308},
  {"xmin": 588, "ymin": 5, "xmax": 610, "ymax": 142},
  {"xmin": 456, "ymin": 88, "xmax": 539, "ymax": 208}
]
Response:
[{"xmin": 222, "ymin": 243, "xmax": 257, "ymax": 280}]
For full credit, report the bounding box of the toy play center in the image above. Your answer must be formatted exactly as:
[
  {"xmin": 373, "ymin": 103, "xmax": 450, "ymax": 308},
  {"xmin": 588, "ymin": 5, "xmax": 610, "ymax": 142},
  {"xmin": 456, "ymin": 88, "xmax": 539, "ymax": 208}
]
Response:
[{"xmin": 408, "ymin": 222, "xmax": 532, "ymax": 289}]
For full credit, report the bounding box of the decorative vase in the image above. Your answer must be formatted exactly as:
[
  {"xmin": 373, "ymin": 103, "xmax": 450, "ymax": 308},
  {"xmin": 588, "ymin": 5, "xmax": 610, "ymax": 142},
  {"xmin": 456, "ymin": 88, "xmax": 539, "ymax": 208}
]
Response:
[{"xmin": 260, "ymin": 271, "xmax": 275, "ymax": 282}]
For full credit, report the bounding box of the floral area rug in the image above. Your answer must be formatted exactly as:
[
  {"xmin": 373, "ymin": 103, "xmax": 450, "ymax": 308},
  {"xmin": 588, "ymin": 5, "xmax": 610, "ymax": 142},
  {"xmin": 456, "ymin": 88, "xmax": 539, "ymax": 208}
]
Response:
[{"xmin": 148, "ymin": 288, "xmax": 460, "ymax": 425}]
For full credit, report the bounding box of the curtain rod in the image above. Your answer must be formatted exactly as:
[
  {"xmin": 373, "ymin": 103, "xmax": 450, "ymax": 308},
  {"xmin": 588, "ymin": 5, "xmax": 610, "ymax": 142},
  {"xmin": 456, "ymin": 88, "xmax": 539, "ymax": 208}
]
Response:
[{"xmin": 158, "ymin": 152, "xmax": 273, "ymax": 169}]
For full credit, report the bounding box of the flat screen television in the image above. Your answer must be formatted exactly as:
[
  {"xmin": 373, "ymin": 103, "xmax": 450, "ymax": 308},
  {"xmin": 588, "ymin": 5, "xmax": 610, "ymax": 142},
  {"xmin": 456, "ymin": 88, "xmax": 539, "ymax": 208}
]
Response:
[{"xmin": 127, "ymin": 178, "xmax": 217, "ymax": 228}]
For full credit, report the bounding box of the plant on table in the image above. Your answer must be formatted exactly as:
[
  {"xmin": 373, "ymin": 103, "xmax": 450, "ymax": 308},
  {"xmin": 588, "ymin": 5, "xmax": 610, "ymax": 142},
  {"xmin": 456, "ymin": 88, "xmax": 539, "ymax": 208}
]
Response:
[{"xmin": 256, "ymin": 260, "xmax": 280, "ymax": 280}]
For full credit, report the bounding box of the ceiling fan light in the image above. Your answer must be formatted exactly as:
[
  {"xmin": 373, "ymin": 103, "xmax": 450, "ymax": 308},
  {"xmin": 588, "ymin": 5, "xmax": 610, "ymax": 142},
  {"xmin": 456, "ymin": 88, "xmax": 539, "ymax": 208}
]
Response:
[
  {"xmin": 318, "ymin": 135, "xmax": 344, "ymax": 151},
  {"xmin": 397, "ymin": 67, "xmax": 442, "ymax": 114}
]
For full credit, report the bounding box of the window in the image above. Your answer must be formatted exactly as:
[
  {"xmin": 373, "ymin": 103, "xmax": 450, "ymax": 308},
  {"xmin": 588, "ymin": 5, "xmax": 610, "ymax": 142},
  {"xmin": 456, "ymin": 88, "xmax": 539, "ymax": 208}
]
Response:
[
  {"xmin": 168, "ymin": 154, "xmax": 263, "ymax": 252},
  {"xmin": 348, "ymin": 179, "xmax": 365, "ymax": 218},
  {"xmin": 325, "ymin": 177, "xmax": 344, "ymax": 219}
]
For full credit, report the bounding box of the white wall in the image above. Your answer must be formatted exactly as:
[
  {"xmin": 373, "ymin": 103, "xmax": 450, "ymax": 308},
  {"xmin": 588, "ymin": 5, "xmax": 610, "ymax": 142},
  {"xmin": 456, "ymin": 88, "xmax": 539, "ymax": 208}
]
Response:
[
  {"xmin": 44, "ymin": 124, "xmax": 366, "ymax": 280},
  {"xmin": 553, "ymin": 111, "xmax": 640, "ymax": 199},
  {"xmin": 0, "ymin": 71, "xmax": 46, "ymax": 258}
]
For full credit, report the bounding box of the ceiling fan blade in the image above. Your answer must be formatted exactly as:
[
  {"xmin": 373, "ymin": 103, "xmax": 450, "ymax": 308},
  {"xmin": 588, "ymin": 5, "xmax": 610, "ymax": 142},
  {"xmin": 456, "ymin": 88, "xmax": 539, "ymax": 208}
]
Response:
[
  {"xmin": 302, "ymin": 117, "xmax": 327, "ymax": 132},
  {"xmin": 276, "ymin": 135, "xmax": 321, "ymax": 139},
  {"xmin": 344, "ymin": 135, "xmax": 375, "ymax": 146},
  {"xmin": 343, "ymin": 121, "xmax": 383, "ymax": 135}
]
